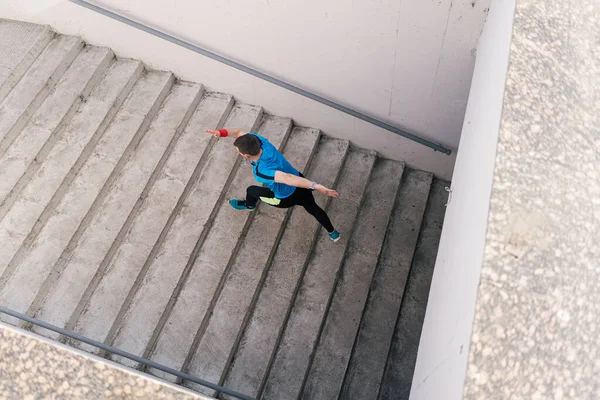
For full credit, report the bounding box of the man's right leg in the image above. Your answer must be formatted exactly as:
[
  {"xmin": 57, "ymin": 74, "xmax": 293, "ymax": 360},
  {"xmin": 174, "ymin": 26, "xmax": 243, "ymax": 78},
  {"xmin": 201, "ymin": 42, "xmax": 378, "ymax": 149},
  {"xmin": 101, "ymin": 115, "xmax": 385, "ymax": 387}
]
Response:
[
  {"xmin": 230, "ymin": 185, "xmax": 273, "ymax": 210},
  {"xmin": 245, "ymin": 185, "xmax": 278, "ymax": 208}
]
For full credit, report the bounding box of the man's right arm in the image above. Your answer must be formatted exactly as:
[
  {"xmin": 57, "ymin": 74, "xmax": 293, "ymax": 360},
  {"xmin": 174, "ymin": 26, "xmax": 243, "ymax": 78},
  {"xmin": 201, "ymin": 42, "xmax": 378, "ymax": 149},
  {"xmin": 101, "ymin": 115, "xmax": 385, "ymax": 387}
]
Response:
[{"xmin": 204, "ymin": 128, "xmax": 247, "ymax": 139}]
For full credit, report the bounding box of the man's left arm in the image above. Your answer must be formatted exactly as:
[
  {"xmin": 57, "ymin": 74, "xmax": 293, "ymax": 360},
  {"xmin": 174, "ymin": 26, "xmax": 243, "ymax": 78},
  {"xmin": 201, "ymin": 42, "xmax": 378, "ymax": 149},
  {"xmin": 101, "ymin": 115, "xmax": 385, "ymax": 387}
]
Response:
[{"xmin": 274, "ymin": 171, "xmax": 339, "ymax": 198}]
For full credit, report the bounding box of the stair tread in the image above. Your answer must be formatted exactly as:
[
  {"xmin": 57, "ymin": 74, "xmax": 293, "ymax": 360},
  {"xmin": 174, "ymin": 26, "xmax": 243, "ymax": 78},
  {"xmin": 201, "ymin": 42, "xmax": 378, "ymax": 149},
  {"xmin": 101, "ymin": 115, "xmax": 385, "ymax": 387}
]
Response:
[
  {"xmin": 221, "ymin": 136, "xmax": 349, "ymax": 399},
  {"xmin": 0, "ymin": 35, "xmax": 82, "ymax": 149},
  {"xmin": 0, "ymin": 19, "xmax": 54, "ymax": 102},
  {"xmin": 262, "ymin": 150, "xmax": 376, "ymax": 400},
  {"xmin": 340, "ymin": 169, "xmax": 433, "ymax": 400},
  {"xmin": 147, "ymin": 117, "xmax": 298, "ymax": 381},
  {"xmin": 0, "ymin": 59, "xmax": 143, "ymax": 279},
  {"xmin": 0, "ymin": 70, "xmax": 173, "ymax": 324},
  {"xmin": 378, "ymin": 178, "xmax": 447, "ymax": 400},
  {"xmin": 102, "ymin": 104, "xmax": 263, "ymax": 361},
  {"xmin": 0, "ymin": 46, "xmax": 112, "ymax": 206},
  {"xmin": 181, "ymin": 124, "xmax": 316, "ymax": 395},
  {"xmin": 31, "ymin": 82, "xmax": 203, "ymax": 339},
  {"xmin": 301, "ymin": 158, "xmax": 405, "ymax": 400},
  {"xmin": 69, "ymin": 92, "xmax": 234, "ymax": 347}
]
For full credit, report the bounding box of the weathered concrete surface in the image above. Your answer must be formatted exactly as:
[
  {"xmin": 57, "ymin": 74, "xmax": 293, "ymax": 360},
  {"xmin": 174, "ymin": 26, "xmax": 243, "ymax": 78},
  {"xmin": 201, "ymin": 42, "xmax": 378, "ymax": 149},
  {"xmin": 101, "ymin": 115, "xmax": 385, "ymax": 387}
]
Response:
[
  {"xmin": 66, "ymin": 93, "xmax": 234, "ymax": 343},
  {"xmin": 301, "ymin": 158, "xmax": 404, "ymax": 400},
  {"xmin": 0, "ymin": 19, "xmax": 53, "ymax": 103},
  {"xmin": 221, "ymin": 137, "xmax": 349, "ymax": 399},
  {"xmin": 147, "ymin": 116, "xmax": 297, "ymax": 382},
  {"xmin": 0, "ymin": 71, "xmax": 173, "ymax": 325},
  {"xmin": 0, "ymin": 45, "xmax": 112, "ymax": 206},
  {"xmin": 262, "ymin": 150, "xmax": 376, "ymax": 400},
  {"xmin": 341, "ymin": 169, "xmax": 432, "ymax": 400},
  {"xmin": 103, "ymin": 104, "xmax": 262, "ymax": 360},
  {"xmin": 464, "ymin": 0, "xmax": 600, "ymax": 398},
  {"xmin": 0, "ymin": 59, "xmax": 142, "ymax": 278},
  {"xmin": 0, "ymin": 35, "xmax": 82, "ymax": 155},
  {"xmin": 0, "ymin": 323, "xmax": 209, "ymax": 400},
  {"xmin": 379, "ymin": 179, "xmax": 447, "ymax": 400},
  {"xmin": 182, "ymin": 123, "xmax": 316, "ymax": 395},
  {"xmin": 30, "ymin": 82, "xmax": 203, "ymax": 336},
  {"xmin": 0, "ymin": 21, "xmax": 447, "ymax": 400}
]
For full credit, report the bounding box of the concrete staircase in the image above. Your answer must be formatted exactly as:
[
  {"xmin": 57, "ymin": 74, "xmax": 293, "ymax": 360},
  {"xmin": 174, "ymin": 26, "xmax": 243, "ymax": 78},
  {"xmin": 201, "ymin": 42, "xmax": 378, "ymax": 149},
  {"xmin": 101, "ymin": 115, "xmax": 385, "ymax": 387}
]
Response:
[{"xmin": 0, "ymin": 19, "xmax": 447, "ymax": 400}]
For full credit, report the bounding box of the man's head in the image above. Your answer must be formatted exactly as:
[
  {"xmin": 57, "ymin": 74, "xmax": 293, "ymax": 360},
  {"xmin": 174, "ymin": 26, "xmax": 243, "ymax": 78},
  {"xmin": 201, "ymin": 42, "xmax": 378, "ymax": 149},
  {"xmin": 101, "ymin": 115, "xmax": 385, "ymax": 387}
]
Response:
[{"xmin": 234, "ymin": 134, "xmax": 261, "ymax": 158}]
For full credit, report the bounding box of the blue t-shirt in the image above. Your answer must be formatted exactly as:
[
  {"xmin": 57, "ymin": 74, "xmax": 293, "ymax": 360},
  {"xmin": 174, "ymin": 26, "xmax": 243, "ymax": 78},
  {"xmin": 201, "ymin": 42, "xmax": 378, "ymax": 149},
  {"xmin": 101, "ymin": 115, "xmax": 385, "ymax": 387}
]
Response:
[{"xmin": 249, "ymin": 133, "xmax": 299, "ymax": 199}]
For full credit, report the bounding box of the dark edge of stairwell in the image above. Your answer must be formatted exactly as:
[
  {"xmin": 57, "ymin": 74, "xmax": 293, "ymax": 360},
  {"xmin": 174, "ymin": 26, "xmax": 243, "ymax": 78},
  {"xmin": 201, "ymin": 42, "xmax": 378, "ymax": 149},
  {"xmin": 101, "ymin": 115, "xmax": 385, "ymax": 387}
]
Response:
[{"xmin": 68, "ymin": 0, "xmax": 452, "ymax": 156}]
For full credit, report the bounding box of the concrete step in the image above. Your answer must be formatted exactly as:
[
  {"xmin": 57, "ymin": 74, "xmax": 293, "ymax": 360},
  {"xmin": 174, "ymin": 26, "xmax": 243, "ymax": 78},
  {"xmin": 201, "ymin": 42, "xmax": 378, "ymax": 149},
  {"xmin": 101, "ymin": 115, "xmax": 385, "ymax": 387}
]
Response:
[
  {"xmin": 66, "ymin": 92, "xmax": 234, "ymax": 346},
  {"xmin": 0, "ymin": 59, "xmax": 143, "ymax": 279},
  {"xmin": 339, "ymin": 169, "xmax": 433, "ymax": 400},
  {"xmin": 29, "ymin": 82, "xmax": 204, "ymax": 339},
  {"xmin": 301, "ymin": 158, "xmax": 405, "ymax": 400},
  {"xmin": 0, "ymin": 45, "xmax": 112, "ymax": 215},
  {"xmin": 0, "ymin": 19, "xmax": 54, "ymax": 103},
  {"xmin": 71, "ymin": 103, "xmax": 262, "ymax": 355},
  {"xmin": 0, "ymin": 35, "xmax": 83, "ymax": 155},
  {"xmin": 221, "ymin": 136, "xmax": 349, "ymax": 399},
  {"xmin": 378, "ymin": 178, "xmax": 447, "ymax": 400},
  {"xmin": 0, "ymin": 70, "xmax": 173, "ymax": 325},
  {"xmin": 0, "ymin": 22, "xmax": 447, "ymax": 400},
  {"xmin": 107, "ymin": 109, "xmax": 277, "ymax": 368},
  {"xmin": 261, "ymin": 149, "xmax": 376, "ymax": 400},
  {"xmin": 146, "ymin": 118, "xmax": 302, "ymax": 384},
  {"xmin": 180, "ymin": 125, "xmax": 319, "ymax": 396}
]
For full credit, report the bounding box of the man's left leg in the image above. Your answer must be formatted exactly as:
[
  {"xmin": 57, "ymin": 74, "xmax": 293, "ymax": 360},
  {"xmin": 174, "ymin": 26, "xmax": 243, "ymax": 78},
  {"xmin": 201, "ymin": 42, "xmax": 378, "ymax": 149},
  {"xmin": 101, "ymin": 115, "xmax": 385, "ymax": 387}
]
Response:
[{"xmin": 229, "ymin": 185, "xmax": 279, "ymax": 210}]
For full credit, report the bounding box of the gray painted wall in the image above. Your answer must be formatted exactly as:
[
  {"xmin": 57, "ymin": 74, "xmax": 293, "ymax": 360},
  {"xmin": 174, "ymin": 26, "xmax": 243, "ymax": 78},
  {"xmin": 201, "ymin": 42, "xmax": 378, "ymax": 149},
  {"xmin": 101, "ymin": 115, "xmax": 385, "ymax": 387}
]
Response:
[
  {"xmin": 409, "ymin": 0, "xmax": 515, "ymax": 398},
  {"xmin": 0, "ymin": 0, "xmax": 490, "ymax": 179}
]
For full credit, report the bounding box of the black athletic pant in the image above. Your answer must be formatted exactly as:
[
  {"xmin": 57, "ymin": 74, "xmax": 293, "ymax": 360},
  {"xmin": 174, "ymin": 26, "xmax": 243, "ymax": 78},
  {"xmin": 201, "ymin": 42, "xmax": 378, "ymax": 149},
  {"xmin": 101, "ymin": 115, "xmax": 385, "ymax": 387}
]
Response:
[{"xmin": 245, "ymin": 185, "xmax": 335, "ymax": 233}]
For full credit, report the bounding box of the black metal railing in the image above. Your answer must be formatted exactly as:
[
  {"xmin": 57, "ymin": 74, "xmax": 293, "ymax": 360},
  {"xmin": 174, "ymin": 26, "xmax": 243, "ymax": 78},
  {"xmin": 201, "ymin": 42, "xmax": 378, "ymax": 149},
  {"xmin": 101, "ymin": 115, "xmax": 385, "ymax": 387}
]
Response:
[
  {"xmin": 0, "ymin": 306, "xmax": 254, "ymax": 400},
  {"xmin": 68, "ymin": 0, "xmax": 452, "ymax": 155}
]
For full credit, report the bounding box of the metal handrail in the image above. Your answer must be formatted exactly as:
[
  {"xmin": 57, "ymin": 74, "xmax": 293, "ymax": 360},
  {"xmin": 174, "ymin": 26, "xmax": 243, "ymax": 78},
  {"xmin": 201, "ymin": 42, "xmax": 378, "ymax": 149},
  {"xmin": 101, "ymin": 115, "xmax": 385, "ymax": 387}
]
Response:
[
  {"xmin": 0, "ymin": 306, "xmax": 254, "ymax": 400},
  {"xmin": 68, "ymin": 0, "xmax": 452, "ymax": 155}
]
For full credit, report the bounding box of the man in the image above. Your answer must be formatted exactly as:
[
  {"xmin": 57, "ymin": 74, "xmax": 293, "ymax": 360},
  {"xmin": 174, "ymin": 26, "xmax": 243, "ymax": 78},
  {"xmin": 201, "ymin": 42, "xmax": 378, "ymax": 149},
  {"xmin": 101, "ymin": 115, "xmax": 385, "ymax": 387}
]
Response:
[{"xmin": 205, "ymin": 128, "xmax": 341, "ymax": 242}]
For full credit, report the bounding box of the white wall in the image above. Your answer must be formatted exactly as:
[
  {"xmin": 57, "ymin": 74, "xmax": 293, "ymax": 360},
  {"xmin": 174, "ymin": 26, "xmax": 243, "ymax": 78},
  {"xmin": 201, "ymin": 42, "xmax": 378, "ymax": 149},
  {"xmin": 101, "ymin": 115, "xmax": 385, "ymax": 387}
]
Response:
[
  {"xmin": 409, "ymin": 0, "xmax": 515, "ymax": 398},
  {"xmin": 0, "ymin": 0, "xmax": 489, "ymax": 179}
]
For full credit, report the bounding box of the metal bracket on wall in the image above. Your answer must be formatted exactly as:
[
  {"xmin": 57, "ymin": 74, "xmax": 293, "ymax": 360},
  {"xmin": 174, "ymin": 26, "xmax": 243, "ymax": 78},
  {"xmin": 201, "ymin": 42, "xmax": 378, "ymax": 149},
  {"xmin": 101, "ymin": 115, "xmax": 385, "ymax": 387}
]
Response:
[{"xmin": 445, "ymin": 186, "xmax": 452, "ymax": 206}]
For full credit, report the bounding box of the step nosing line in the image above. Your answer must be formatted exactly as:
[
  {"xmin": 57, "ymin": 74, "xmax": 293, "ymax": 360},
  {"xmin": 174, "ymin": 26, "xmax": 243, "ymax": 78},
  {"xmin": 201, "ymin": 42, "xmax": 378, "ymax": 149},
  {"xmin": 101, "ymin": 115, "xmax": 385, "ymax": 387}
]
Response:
[
  {"xmin": 27, "ymin": 83, "xmax": 204, "ymax": 322},
  {"xmin": 256, "ymin": 140, "xmax": 350, "ymax": 399},
  {"xmin": 143, "ymin": 118, "xmax": 291, "ymax": 367},
  {"xmin": 376, "ymin": 179, "xmax": 434, "ymax": 400},
  {"xmin": 296, "ymin": 155, "xmax": 377, "ymax": 400},
  {"xmin": 339, "ymin": 164, "xmax": 407, "ymax": 397},
  {"xmin": 176, "ymin": 199, "xmax": 259, "ymax": 382},
  {"xmin": 11, "ymin": 71, "xmax": 173, "ymax": 320},
  {"xmin": 216, "ymin": 207, "xmax": 293, "ymax": 390},
  {"xmin": 96, "ymin": 103, "xmax": 255, "ymax": 353},
  {"xmin": 0, "ymin": 55, "xmax": 117, "ymax": 218},
  {"xmin": 166, "ymin": 114, "xmax": 266, "ymax": 379},
  {"xmin": 0, "ymin": 31, "xmax": 55, "ymax": 104},
  {"xmin": 63, "ymin": 93, "xmax": 233, "ymax": 337},
  {"xmin": 0, "ymin": 65, "xmax": 146, "ymax": 290},
  {"xmin": 0, "ymin": 39, "xmax": 84, "ymax": 159},
  {"xmin": 216, "ymin": 129, "xmax": 320, "ymax": 395}
]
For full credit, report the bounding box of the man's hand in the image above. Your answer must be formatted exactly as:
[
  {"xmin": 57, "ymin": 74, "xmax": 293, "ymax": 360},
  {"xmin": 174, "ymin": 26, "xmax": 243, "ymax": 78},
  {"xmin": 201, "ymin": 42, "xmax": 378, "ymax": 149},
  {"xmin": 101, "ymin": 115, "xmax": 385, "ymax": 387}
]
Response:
[
  {"xmin": 204, "ymin": 129, "xmax": 247, "ymax": 139},
  {"xmin": 205, "ymin": 129, "xmax": 224, "ymax": 138},
  {"xmin": 315, "ymin": 185, "xmax": 339, "ymax": 198}
]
